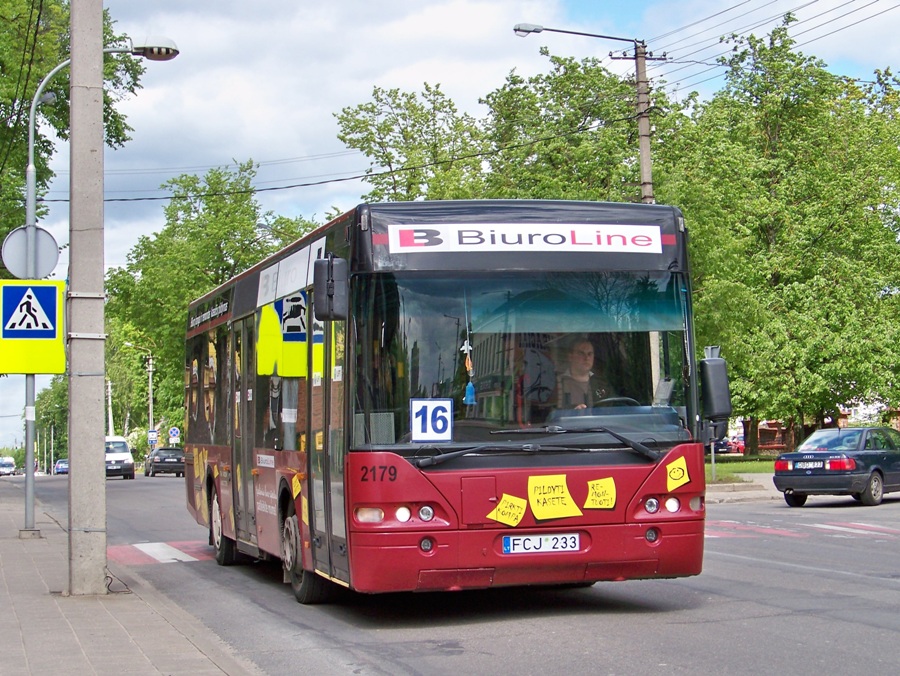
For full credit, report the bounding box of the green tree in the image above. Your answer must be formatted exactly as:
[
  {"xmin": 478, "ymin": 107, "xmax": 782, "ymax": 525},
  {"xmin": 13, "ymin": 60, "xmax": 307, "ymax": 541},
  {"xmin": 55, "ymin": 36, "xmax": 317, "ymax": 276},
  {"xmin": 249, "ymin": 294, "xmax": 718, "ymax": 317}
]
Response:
[
  {"xmin": 481, "ymin": 50, "xmax": 685, "ymax": 201},
  {"xmin": 658, "ymin": 18, "xmax": 900, "ymax": 450},
  {"xmin": 34, "ymin": 373, "xmax": 68, "ymax": 459},
  {"xmin": 1, "ymin": 3, "xmax": 148, "ymax": 278},
  {"xmin": 105, "ymin": 162, "xmax": 318, "ymax": 434},
  {"xmin": 336, "ymin": 83, "xmax": 486, "ymax": 201}
]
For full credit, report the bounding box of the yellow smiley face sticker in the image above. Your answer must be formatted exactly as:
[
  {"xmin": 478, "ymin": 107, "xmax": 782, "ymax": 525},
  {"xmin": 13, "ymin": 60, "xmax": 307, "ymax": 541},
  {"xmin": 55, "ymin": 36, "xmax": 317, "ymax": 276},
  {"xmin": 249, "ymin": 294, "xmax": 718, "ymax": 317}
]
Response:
[{"xmin": 666, "ymin": 456, "xmax": 690, "ymax": 492}]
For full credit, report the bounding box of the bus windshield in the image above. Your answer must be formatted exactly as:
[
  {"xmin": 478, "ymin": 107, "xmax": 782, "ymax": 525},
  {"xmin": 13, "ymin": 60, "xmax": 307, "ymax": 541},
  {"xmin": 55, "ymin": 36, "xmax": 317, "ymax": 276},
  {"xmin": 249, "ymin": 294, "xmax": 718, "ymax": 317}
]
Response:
[{"xmin": 353, "ymin": 270, "xmax": 692, "ymax": 450}]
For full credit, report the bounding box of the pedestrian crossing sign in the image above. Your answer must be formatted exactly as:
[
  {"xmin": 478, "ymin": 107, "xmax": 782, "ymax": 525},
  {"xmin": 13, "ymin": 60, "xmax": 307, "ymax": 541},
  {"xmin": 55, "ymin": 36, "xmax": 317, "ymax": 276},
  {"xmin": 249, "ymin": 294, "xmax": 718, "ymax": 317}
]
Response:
[{"xmin": 0, "ymin": 280, "xmax": 66, "ymax": 374}]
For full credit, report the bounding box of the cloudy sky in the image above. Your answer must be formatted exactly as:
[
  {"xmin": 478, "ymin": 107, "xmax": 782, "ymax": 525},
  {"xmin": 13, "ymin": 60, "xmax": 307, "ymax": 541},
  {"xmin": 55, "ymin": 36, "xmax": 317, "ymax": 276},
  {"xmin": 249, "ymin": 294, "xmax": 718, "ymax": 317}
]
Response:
[{"xmin": 3, "ymin": 0, "xmax": 898, "ymax": 449}]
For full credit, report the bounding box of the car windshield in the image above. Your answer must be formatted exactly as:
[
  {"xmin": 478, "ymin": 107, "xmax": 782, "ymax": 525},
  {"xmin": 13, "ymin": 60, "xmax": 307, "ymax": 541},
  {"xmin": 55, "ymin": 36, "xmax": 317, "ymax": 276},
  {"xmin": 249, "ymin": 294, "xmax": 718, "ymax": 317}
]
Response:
[
  {"xmin": 797, "ymin": 429, "xmax": 861, "ymax": 452},
  {"xmin": 105, "ymin": 441, "xmax": 129, "ymax": 454},
  {"xmin": 0, "ymin": 460, "xmax": 14, "ymax": 468}
]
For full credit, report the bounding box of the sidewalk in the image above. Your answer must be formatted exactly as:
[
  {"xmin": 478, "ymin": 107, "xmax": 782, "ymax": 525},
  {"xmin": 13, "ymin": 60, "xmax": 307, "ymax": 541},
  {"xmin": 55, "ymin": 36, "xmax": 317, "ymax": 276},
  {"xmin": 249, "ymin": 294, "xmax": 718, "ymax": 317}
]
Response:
[
  {"xmin": 0, "ymin": 478, "xmax": 261, "ymax": 676},
  {"xmin": 705, "ymin": 472, "xmax": 781, "ymax": 504}
]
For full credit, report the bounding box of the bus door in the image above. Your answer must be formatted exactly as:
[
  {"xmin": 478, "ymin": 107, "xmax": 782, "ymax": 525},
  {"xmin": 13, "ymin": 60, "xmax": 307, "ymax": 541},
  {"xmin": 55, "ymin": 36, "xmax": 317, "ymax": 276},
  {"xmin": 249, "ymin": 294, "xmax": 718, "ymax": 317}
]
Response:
[
  {"xmin": 308, "ymin": 301, "xmax": 349, "ymax": 584},
  {"xmin": 233, "ymin": 317, "xmax": 258, "ymax": 547}
]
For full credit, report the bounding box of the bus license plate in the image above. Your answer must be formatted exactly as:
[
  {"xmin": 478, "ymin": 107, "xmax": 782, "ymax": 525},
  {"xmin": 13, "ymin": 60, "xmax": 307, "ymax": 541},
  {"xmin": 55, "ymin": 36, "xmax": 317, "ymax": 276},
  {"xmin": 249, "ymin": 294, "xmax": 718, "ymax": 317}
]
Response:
[{"xmin": 502, "ymin": 533, "xmax": 579, "ymax": 554}]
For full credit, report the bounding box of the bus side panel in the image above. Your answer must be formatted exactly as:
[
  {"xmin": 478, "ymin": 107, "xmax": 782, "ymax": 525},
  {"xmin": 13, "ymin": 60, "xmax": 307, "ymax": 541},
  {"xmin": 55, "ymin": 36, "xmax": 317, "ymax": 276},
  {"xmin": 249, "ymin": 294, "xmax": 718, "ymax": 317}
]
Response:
[
  {"xmin": 252, "ymin": 449, "xmax": 306, "ymax": 558},
  {"xmin": 185, "ymin": 443, "xmax": 232, "ymax": 531}
]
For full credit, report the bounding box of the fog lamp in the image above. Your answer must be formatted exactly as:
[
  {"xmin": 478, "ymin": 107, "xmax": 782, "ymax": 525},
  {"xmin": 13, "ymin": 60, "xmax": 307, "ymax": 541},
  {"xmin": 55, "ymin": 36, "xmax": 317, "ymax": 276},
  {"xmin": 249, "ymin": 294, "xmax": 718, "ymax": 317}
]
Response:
[
  {"xmin": 645, "ymin": 528, "xmax": 660, "ymax": 543},
  {"xmin": 418, "ymin": 505, "xmax": 435, "ymax": 521},
  {"xmin": 395, "ymin": 506, "xmax": 411, "ymax": 523},
  {"xmin": 645, "ymin": 497, "xmax": 660, "ymax": 514},
  {"xmin": 664, "ymin": 497, "xmax": 681, "ymax": 513},
  {"xmin": 420, "ymin": 537, "xmax": 434, "ymax": 552},
  {"xmin": 355, "ymin": 507, "xmax": 384, "ymax": 523}
]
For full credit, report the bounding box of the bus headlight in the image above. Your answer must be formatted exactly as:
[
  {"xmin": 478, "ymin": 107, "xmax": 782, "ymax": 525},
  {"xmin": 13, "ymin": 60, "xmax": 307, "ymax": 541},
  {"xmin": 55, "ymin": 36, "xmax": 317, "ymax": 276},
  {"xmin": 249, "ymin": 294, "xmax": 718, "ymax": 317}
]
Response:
[
  {"xmin": 645, "ymin": 497, "xmax": 660, "ymax": 514},
  {"xmin": 395, "ymin": 506, "xmax": 411, "ymax": 523},
  {"xmin": 664, "ymin": 497, "xmax": 681, "ymax": 513},
  {"xmin": 418, "ymin": 505, "xmax": 435, "ymax": 522}
]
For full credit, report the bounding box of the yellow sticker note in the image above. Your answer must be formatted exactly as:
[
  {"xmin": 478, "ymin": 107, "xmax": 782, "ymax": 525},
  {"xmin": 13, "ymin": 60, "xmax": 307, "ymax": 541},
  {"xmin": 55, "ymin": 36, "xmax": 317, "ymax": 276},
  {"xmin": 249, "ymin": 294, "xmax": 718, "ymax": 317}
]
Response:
[
  {"xmin": 528, "ymin": 474, "xmax": 583, "ymax": 520},
  {"xmin": 666, "ymin": 455, "xmax": 691, "ymax": 492},
  {"xmin": 584, "ymin": 477, "xmax": 617, "ymax": 509},
  {"xmin": 486, "ymin": 493, "xmax": 527, "ymax": 527},
  {"xmin": 291, "ymin": 473, "xmax": 302, "ymax": 499}
]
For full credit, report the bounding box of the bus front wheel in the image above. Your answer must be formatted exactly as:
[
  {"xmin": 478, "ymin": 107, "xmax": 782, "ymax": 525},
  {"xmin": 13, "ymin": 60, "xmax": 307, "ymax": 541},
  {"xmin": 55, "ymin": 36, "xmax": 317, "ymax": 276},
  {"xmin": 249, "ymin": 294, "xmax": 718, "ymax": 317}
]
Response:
[
  {"xmin": 211, "ymin": 485, "xmax": 237, "ymax": 565},
  {"xmin": 282, "ymin": 501, "xmax": 331, "ymax": 604}
]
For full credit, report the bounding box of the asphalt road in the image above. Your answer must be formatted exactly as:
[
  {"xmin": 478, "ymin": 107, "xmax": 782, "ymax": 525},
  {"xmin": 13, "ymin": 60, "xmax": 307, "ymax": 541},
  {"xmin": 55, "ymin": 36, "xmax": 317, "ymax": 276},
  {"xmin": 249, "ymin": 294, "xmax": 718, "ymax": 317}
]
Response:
[{"xmin": 32, "ymin": 475, "xmax": 900, "ymax": 675}]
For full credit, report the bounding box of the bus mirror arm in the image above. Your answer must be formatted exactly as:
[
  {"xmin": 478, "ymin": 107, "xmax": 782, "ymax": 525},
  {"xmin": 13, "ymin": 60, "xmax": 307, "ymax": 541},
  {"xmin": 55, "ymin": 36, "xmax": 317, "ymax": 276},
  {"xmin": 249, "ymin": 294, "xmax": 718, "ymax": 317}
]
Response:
[{"xmin": 313, "ymin": 255, "xmax": 349, "ymax": 321}]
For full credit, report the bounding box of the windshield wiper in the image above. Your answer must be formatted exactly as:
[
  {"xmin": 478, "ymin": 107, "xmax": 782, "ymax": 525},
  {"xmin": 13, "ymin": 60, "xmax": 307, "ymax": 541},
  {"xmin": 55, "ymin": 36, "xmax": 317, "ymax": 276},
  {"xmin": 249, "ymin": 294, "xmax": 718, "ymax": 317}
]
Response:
[
  {"xmin": 492, "ymin": 425, "xmax": 660, "ymax": 461},
  {"xmin": 413, "ymin": 443, "xmax": 587, "ymax": 468}
]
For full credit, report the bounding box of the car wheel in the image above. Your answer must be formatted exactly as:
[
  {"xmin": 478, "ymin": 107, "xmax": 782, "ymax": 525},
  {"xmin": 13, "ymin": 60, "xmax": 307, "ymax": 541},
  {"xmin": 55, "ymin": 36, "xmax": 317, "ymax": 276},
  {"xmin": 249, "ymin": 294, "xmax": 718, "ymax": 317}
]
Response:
[
  {"xmin": 150, "ymin": 469, "xmax": 155, "ymax": 477},
  {"xmin": 211, "ymin": 485, "xmax": 237, "ymax": 565},
  {"xmin": 282, "ymin": 500, "xmax": 331, "ymax": 604},
  {"xmin": 784, "ymin": 492, "xmax": 807, "ymax": 507},
  {"xmin": 851, "ymin": 493, "xmax": 862, "ymax": 502},
  {"xmin": 860, "ymin": 472, "xmax": 884, "ymax": 506}
]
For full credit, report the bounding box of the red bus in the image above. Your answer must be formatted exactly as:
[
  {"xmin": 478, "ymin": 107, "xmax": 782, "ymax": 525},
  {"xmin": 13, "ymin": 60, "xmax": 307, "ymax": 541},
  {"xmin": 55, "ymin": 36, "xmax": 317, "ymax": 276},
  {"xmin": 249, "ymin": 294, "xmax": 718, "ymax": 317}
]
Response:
[{"xmin": 184, "ymin": 200, "xmax": 730, "ymax": 603}]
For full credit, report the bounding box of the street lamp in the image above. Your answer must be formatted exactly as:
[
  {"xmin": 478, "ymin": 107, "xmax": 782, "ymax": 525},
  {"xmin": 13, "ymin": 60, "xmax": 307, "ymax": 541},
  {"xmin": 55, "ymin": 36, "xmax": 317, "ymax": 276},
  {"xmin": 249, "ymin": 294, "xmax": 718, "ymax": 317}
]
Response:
[
  {"xmin": 124, "ymin": 342, "xmax": 155, "ymax": 434},
  {"xmin": 513, "ymin": 22, "xmax": 655, "ymax": 204},
  {"xmin": 20, "ymin": 36, "xmax": 179, "ymax": 536}
]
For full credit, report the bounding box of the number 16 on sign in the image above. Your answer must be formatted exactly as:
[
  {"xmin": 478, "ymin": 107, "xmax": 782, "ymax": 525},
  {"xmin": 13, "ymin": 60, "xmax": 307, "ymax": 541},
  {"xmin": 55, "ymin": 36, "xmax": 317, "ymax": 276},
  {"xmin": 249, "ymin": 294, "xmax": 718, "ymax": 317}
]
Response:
[{"xmin": 410, "ymin": 399, "xmax": 453, "ymax": 442}]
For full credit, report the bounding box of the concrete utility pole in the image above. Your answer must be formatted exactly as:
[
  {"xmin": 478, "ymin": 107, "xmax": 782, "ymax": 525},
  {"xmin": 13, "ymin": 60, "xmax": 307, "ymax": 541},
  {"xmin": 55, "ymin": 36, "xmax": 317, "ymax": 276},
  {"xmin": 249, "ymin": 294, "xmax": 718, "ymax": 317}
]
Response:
[
  {"xmin": 68, "ymin": 0, "xmax": 108, "ymax": 596},
  {"xmin": 633, "ymin": 42, "xmax": 654, "ymax": 205},
  {"xmin": 66, "ymin": 8, "xmax": 178, "ymax": 594},
  {"xmin": 513, "ymin": 23, "xmax": 665, "ymax": 204}
]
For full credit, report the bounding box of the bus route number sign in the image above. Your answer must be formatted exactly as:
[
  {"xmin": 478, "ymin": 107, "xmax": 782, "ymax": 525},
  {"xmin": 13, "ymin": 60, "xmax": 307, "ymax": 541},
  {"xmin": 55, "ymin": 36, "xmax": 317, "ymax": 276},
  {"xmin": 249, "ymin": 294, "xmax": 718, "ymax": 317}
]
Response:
[{"xmin": 410, "ymin": 398, "xmax": 453, "ymax": 442}]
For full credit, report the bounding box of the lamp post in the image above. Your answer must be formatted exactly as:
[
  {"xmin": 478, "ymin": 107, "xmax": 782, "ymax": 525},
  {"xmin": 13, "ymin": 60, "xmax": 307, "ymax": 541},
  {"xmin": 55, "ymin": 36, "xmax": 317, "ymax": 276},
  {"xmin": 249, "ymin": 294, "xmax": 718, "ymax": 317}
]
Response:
[
  {"xmin": 513, "ymin": 23, "xmax": 656, "ymax": 204},
  {"xmin": 19, "ymin": 36, "xmax": 178, "ymax": 538},
  {"xmin": 124, "ymin": 342, "xmax": 155, "ymax": 436}
]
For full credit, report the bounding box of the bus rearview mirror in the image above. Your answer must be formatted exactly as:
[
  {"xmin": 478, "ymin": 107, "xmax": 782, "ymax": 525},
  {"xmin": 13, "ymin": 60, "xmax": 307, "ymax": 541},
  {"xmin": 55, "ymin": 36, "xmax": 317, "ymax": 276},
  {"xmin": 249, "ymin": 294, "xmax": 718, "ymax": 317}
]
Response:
[{"xmin": 313, "ymin": 256, "xmax": 349, "ymax": 321}]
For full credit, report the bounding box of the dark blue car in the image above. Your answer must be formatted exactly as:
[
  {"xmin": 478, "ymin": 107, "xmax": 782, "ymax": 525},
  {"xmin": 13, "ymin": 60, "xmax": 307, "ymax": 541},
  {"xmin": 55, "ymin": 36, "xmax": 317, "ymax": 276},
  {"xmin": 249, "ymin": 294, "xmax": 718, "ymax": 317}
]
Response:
[
  {"xmin": 773, "ymin": 427, "xmax": 900, "ymax": 507},
  {"xmin": 54, "ymin": 458, "xmax": 68, "ymax": 475}
]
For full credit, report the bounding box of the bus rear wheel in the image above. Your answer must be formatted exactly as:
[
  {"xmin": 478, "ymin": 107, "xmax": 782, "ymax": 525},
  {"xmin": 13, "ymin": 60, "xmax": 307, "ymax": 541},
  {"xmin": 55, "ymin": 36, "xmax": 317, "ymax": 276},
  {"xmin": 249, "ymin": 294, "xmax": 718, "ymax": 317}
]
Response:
[
  {"xmin": 282, "ymin": 501, "xmax": 331, "ymax": 604},
  {"xmin": 211, "ymin": 485, "xmax": 237, "ymax": 565}
]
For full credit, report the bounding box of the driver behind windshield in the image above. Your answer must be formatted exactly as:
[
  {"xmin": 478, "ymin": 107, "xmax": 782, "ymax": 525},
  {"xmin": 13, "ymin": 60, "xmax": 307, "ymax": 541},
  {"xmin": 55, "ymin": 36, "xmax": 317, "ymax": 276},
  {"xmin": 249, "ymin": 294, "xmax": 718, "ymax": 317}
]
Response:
[{"xmin": 557, "ymin": 338, "xmax": 617, "ymax": 410}]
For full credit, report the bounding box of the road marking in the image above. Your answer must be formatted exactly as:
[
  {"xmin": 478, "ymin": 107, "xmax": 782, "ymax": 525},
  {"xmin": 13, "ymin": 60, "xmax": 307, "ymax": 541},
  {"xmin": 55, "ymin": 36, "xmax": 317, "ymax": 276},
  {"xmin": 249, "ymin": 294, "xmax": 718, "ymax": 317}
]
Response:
[
  {"xmin": 805, "ymin": 523, "xmax": 893, "ymax": 536},
  {"xmin": 134, "ymin": 542, "xmax": 199, "ymax": 562},
  {"xmin": 107, "ymin": 541, "xmax": 214, "ymax": 565}
]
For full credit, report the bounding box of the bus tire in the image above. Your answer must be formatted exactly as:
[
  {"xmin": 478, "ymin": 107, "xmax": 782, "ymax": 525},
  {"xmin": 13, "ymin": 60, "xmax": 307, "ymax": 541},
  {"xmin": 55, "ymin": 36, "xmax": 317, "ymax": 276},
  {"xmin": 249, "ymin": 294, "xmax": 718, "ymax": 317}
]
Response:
[
  {"xmin": 211, "ymin": 485, "xmax": 237, "ymax": 565},
  {"xmin": 283, "ymin": 501, "xmax": 331, "ymax": 604}
]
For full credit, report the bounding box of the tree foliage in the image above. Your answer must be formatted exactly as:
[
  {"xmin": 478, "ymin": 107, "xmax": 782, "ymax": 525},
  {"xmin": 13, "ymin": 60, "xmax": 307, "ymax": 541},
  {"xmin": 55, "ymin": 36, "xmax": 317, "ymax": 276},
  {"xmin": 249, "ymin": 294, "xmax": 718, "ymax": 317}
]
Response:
[
  {"xmin": 336, "ymin": 83, "xmax": 485, "ymax": 201},
  {"xmin": 336, "ymin": 22, "xmax": 900, "ymax": 446},
  {"xmin": 658, "ymin": 18, "xmax": 900, "ymax": 437},
  {"xmin": 104, "ymin": 161, "xmax": 318, "ymax": 436},
  {"xmin": 0, "ymin": 2, "xmax": 147, "ymax": 278}
]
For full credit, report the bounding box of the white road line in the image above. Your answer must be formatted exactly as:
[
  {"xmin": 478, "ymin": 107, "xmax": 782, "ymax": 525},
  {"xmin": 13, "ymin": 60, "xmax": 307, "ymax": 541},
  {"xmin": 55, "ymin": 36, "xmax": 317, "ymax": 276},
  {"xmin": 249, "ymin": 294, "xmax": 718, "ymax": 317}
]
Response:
[
  {"xmin": 804, "ymin": 523, "xmax": 881, "ymax": 536},
  {"xmin": 134, "ymin": 542, "xmax": 199, "ymax": 563}
]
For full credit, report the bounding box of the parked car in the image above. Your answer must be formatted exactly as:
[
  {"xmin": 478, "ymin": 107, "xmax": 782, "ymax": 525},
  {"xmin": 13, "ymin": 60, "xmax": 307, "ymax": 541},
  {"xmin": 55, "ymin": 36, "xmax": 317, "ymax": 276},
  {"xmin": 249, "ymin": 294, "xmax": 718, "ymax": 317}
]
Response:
[
  {"xmin": 728, "ymin": 435, "xmax": 745, "ymax": 453},
  {"xmin": 773, "ymin": 427, "xmax": 900, "ymax": 507},
  {"xmin": 708, "ymin": 438, "xmax": 730, "ymax": 454},
  {"xmin": 144, "ymin": 446, "xmax": 185, "ymax": 477},
  {"xmin": 105, "ymin": 436, "xmax": 136, "ymax": 480},
  {"xmin": 54, "ymin": 458, "xmax": 69, "ymax": 475}
]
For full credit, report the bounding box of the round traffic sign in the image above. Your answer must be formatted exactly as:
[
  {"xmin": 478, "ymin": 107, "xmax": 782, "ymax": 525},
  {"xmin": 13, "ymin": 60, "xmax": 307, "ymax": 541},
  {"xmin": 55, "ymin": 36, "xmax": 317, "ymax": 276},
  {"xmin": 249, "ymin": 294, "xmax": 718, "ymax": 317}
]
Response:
[
  {"xmin": 2, "ymin": 226, "xmax": 60, "ymax": 279},
  {"xmin": 168, "ymin": 426, "xmax": 180, "ymax": 438}
]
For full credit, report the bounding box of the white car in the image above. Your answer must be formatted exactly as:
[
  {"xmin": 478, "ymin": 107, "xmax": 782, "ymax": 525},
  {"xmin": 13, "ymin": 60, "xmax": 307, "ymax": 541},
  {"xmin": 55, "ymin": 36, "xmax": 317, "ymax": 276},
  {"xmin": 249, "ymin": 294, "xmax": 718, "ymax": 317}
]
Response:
[
  {"xmin": 105, "ymin": 436, "xmax": 136, "ymax": 480},
  {"xmin": 0, "ymin": 457, "xmax": 16, "ymax": 476}
]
